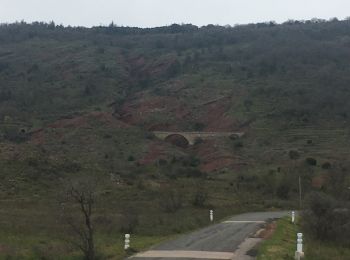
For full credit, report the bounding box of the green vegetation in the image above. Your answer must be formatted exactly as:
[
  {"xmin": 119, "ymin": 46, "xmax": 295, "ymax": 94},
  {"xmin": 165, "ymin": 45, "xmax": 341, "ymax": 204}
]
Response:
[
  {"xmin": 257, "ymin": 217, "xmax": 298, "ymax": 260},
  {"xmin": 304, "ymin": 241, "xmax": 350, "ymax": 260},
  {"xmin": 0, "ymin": 19, "xmax": 349, "ymax": 258},
  {"xmin": 258, "ymin": 216, "xmax": 350, "ymax": 260}
]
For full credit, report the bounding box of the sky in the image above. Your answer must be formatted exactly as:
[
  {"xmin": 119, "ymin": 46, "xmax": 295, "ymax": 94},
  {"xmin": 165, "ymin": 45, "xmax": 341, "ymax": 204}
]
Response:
[{"xmin": 1, "ymin": 0, "xmax": 349, "ymax": 28}]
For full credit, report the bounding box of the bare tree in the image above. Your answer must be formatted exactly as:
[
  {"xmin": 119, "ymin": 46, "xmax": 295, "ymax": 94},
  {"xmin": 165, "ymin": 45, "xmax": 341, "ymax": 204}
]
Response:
[{"xmin": 60, "ymin": 180, "xmax": 96, "ymax": 260}]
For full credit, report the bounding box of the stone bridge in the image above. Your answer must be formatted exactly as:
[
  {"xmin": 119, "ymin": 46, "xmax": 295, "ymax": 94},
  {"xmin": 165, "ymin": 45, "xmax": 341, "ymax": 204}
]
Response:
[{"xmin": 153, "ymin": 131, "xmax": 244, "ymax": 146}]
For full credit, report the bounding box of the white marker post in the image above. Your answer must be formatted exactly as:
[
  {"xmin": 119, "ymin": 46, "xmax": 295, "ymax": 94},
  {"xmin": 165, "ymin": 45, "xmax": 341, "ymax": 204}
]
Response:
[
  {"xmin": 210, "ymin": 210, "xmax": 214, "ymax": 222},
  {"xmin": 292, "ymin": 211, "xmax": 295, "ymax": 223},
  {"xmin": 124, "ymin": 234, "xmax": 130, "ymax": 250},
  {"xmin": 295, "ymin": 233, "xmax": 304, "ymax": 259}
]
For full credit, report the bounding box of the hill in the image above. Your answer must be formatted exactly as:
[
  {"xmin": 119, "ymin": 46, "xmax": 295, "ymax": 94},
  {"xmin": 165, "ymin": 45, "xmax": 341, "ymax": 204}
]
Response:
[{"xmin": 0, "ymin": 19, "xmax": 349, "ymax": 258}]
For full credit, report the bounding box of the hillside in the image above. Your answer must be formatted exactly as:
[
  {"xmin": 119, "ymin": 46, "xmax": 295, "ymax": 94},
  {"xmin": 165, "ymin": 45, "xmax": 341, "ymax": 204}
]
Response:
[{"xmin": 0, "ymin": 20, "xmax": 350, "ymax": 258}]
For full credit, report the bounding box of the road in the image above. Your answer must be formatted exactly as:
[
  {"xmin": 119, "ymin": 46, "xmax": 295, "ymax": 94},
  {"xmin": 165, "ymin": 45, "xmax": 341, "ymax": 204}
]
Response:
[{"xmin": 131, "ymin": 211, "xmax": 288, "ymax": 260}]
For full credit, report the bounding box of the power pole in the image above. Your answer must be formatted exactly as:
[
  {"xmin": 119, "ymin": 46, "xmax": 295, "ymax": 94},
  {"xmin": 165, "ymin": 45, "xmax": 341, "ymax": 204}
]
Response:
[{"xmin": 299, "ymin": 176, "xmax": 302, "ymax": 210}]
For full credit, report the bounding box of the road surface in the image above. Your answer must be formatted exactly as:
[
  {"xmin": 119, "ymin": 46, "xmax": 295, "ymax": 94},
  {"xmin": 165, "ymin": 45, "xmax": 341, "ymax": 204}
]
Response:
[{"xmin": 131, "ymin": 211, "xmax": 288, "ymax": 260}]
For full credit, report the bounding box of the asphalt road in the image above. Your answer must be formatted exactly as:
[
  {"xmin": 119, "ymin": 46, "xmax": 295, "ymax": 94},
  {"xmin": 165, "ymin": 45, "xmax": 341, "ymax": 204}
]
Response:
[{"xmin": 131, "ymin": 211, "xmax": 288, "ymax": 260}]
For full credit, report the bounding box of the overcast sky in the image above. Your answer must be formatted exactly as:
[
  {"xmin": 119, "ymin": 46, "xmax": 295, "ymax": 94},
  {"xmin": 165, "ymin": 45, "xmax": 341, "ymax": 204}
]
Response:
[{"xmin": 1, "ymin": 0, "xmax": 349, "ymax": 28}]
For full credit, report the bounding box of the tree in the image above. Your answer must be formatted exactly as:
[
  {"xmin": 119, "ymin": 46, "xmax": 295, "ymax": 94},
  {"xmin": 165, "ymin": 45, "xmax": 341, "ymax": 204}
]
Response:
[
  {"xmin": 159, "ymin": 188, "xmax": 183, "ymax": 213},
  {"xmin": 288, "ymin": 150, "xmax": 301, "ymax": 208},
  {"xmin": 288, "ymin": 150, "xmax": 300, "ymax": 160},
  {"xmin": 60, "ymin": 180, "xmax": 96, "ymax": 260},
  {"xmin": 305, "ymin": 157, "xmax": 317, "ymax": 166},
  {"xmin": 192, "ymin": 186, "xmax": 208, "ymax": 207},
  {"xmin": 301, "ymin": 192, "xmax": 350, "ymax": 245}
]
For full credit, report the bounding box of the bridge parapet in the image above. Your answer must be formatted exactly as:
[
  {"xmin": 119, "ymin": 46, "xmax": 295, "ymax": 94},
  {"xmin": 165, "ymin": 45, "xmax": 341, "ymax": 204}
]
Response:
[{"xmin": 153, "ymin": 131, "xmax": 244, "ymax": 145}]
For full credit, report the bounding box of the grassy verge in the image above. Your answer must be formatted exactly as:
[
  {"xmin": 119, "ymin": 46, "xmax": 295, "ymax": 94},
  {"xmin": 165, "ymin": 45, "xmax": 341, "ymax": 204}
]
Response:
[
  {"xmin": 257, "ymin": 217, "xmax": 350, "ymax": 260},
  {"xmin": 257, "ymin": 217, "xmax": 298, "ymax": 260},
  {"xmin": 99, "ymin": 235, "xmax": 173, "ymax": 260},
  {"xmin": 304, "ymin": 240, "xmax": 350, "ymax": 260}
]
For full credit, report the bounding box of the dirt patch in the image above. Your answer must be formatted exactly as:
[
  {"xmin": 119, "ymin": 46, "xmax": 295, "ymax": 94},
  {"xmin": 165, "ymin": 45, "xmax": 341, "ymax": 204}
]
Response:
[
  {"xmin": 200, "ymin": 96, "xmax": 238, "ymax": 131},
  {"xmin": 311, "ymin": 174, "xmax": 327, "ymax": 189},
  {"xmin": 258, "ymin": 221, "xmax": 277, "ymax": 240},
  {"xmin": 200, "ymin": 157, "xmax": 237, "ymax": 172},
  {"xmin": 0, "ymin": 244, "xmax": 13, "ymax": 254},
  {"xmin": 193, "ymin": 140, "xmax": 241, "ymax": 172},
  {"xmin": 119, "ymin": 94, "xmax": 191, "ymax": 129},
  {"xmin": 0, "ymin": 143, "xmax": 22, "ymax": 161},
  {"xmin": 127, "ymin": 55, "xmax": 178, "ymax": 84},
  {"xmin": 138, "ymin": 142, "xmax": 170, "ymax": 165},
  {"xmin": 47, "ymin": 112, "xmax": 128, "ymax": 129},
  {"xmin": 30, "ymin": 112, "xmax": 129, "ymax": 145}
]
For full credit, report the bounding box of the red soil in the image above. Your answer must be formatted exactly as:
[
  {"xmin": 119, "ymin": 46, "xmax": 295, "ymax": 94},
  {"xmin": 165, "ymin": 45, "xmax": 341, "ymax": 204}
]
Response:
[
  {"xmin": 259, "ymin": 221, "xmax": 277, "ymax": 239},
  {"xmin": 47, "ymin": 112, "xmax": 128, "ymax": 129},
  {"xmin": 200, "ymin": 157, "xmax": 238, "ymax": 172},
  {"xmin": 120, "ymin": 94, "xmax": 191, "ymax": 130},
  {"xmin": 138, "ymin": 142, "xmax": 170, "ymax": 165},
  {"xmin": 194, "ymin": 140, "xmax": 241, "ymax": 172},
  {"xmin": 30, "ymin": 112, "xmax": 129, "ymax": 145},
  {"xmin": 201, "ymin": 96, "xmax": 237, "ymax": 131},
  {"xmin": 311, "ymin": 174, "xmax": 328, "ymax": 189}
]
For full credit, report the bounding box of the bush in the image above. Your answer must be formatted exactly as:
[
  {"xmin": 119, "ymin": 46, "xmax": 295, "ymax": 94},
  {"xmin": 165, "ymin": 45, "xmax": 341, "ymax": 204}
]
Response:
[
  {"xmin": 175, "ymin": 167, "xmax": 206, "ymax": 178},
  {"xmin": 229, "ymin": 134, "xmax": 238, "ymax": 140},
  {"xmin": 3, "ymin": 128, "xmax": 28, "ymax": 143},
  {"xmin": 233, "ymin": 140, "xmax": 243, "ymax": 148},
  {"xmin": 119, "ymin": 208, "xmax": 139, "ymax": 233},
  {"xmin": 127, "ymin": 155, "xmax": 135, "ymax": 161},
  {"xmin": 193, "ymin": 122, "xmax": 205, "ymax": 131},
  {"xmin": 158, "ymin": 158, "xmax": 167, "ymax": 166},
  {"xmin": 159, "ymin": 189, "xmax": 183, "ymax": 213},
  {"xmin": 288, "ymin": 150, "xmax": 300, "ymax": 160},
  {"xmin": 181, "ymin": 156, "xmax": 200, "ymax": 167},
  {"xmin": 302, "ymin": 192, "xmax": 350, "ymax": 245},
  {"xmin": 192, "ymin": 189, "xmax": 208, "ymax": 207},
  {"xmin": 194, "ymin": 137, "xmax": 204, "ymax": 145},
  {"xmin": 322, "ymin": 162, "xmax": 331, "ymax": 169},
  {"xmin": 276, "ymin": 182, "xmax": 291, "ymax": 200},
  {"xmin": 145, "ymin": 132, "xmax": 156, "ymax": 140},
  {"xmin": 305, "ymin": 157, "xmax": 317, "ymax": 166}
]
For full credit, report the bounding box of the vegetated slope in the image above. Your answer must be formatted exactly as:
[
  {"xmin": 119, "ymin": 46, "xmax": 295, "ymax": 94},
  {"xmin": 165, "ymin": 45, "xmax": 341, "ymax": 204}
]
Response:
[
  {"xmin": 0, "ymin": 20, "xmax": 350, "ymax": 196},
  {"xmin": 1, "ymin": 20, "xmax": 350, "ymax": 259}
]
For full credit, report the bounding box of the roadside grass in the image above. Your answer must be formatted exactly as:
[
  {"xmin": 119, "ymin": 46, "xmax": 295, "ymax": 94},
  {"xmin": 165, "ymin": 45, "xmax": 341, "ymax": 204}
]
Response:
[
  {"xmin": 0, "ymin": 230, "xmax": 171, "ymax": 260},
  {"xmin": 304, "ymin": 241, "xmax": 350, "ymax": 260},
  {"xmin": 258, "ymin": 217, "xmax": 350, "ymax": 260},
  {"xmin": 99, "ymin": 234, "xmax": 173, "ymax": 260},
  {"xmin": 0, "ymin": 186, "xmax": 265, "ymax": 259},
  {"xmin": 257, "ymin": 217, "xmax": 297, "ymax": 260}
]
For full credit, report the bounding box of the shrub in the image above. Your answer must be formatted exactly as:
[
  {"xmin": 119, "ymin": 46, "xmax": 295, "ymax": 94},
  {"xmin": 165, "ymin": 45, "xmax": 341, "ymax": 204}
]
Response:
[
  {"xmin": 193, "ymin": 122, "xmax": 205, "ymax": 131},
  {"xmin": 119, "ymin": 208, "xmax": 139, "ymax": 233},
  {"xmin": 302, "ymin": 192, "xmax": 350, "ymax": 245},
  {"xmin": 3, "ymin": 128, "xmax": 28, "ymax": 143},
  {"xmin": 229, "ymin": 134, "xmax": 239, "ymax": 140},
  {"xmin": 177, "ymin": 167, "xmax": 206, "ymax": 178},
  {"xmin": 288, "ymin": 150, "xmax": 300, "ymax": 160},
  {"xmin": 145, "ymin": 132, "xmax": 156, "ymax": 140},
  {"xmin": 194, "ymin": 137, "xmax": 204, "ymax": 145},
  {"xmin": 159, "ymin": 189, "xmax": 183, "ymax": 213},
  {"xmin": 127, "ymin": 155, "xmax": 135, "ymax": 161},
  {"xmin": 192, "ymin": 189, "xmax": 208, "ymax": 207},
  {"xmin": 322, "ymin": 162, "xmax": 331, "ymax": 169},
  {"xmin": 158, "ymin": 158, "xmax": 167, "ymax": 166},
  {"xmin": 243, "ymin": 99, "xmax": 253, "ymax": 111},
  {"xmin": 305, "ymin": 157, "xmax": 317, "ymax": 166},
  {"xmin": 233, "ymin": 140, "xmax": 243, "ymax": 148},
  {"xmin": 276, "ymin": 182, "xmax": 291, "ymax": 200},
  {"xmin": 181, "ymin": 156, "xmax": 200, "ymax": 167}
]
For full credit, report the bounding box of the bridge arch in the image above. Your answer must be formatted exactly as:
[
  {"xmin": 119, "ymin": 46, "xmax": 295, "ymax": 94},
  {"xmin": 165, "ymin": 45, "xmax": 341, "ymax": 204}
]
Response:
[{"xmin": 164, "ymin": 134, "xmax": 190, "ymax": 148}]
